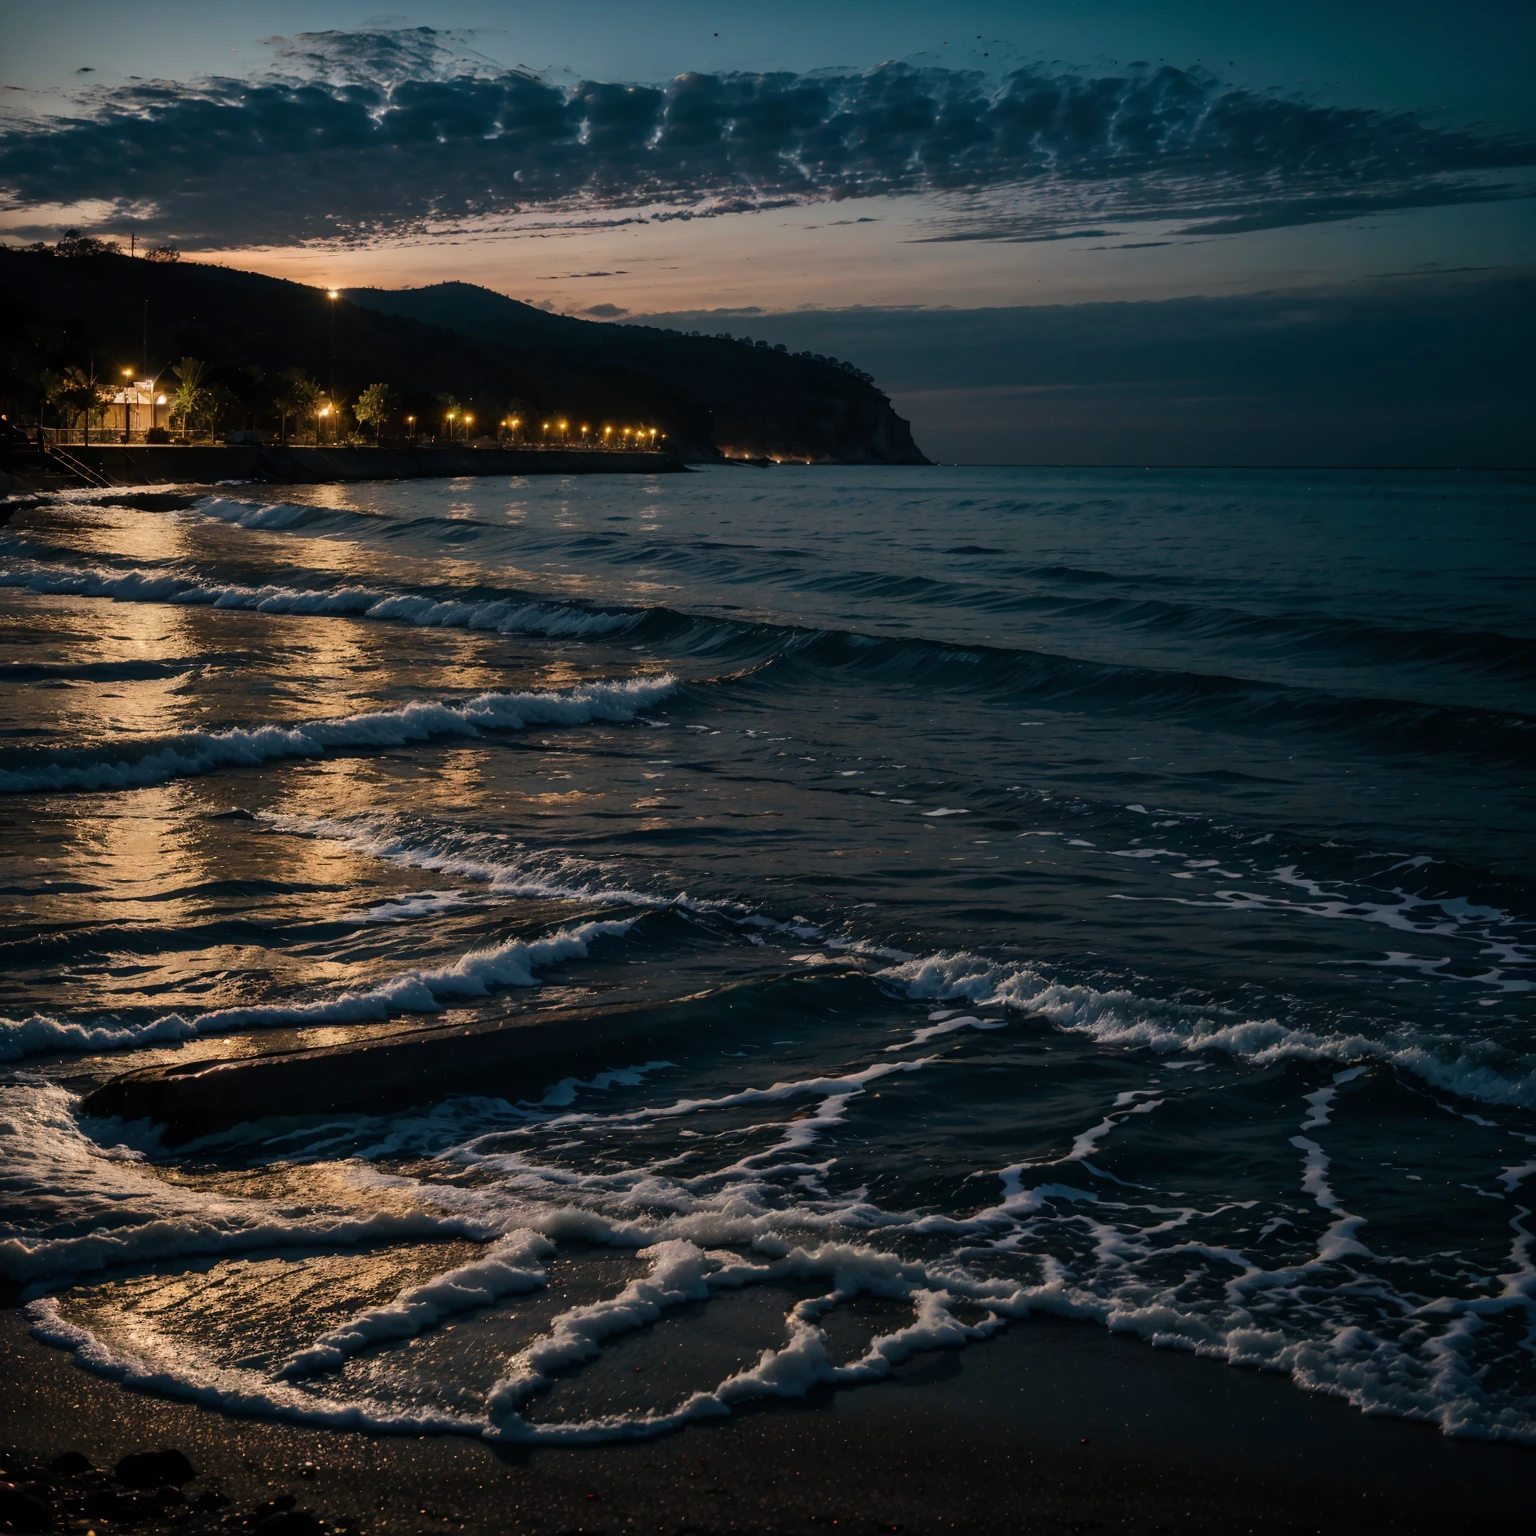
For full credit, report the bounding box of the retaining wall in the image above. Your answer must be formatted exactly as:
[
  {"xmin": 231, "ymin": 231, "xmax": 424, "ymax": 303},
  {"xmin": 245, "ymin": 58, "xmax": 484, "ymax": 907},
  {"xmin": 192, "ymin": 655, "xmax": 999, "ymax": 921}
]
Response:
[{"xmin": 62, "ymin": 444, "xmax": 688, "ymax": 485}]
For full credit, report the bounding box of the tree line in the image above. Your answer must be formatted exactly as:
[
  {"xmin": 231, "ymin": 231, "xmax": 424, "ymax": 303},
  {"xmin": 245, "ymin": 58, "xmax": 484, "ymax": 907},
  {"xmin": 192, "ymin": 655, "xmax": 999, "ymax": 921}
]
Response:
[{"xmin": 22, "ymin": 354, "xmax": 539, "ymax": 447}]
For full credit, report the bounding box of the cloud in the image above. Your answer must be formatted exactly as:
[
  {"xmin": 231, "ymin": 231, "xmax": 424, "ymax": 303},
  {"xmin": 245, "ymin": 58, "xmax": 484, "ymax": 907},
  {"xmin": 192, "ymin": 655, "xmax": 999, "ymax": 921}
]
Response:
[
  {"xmin": 581, "ymin": 303, "xmax": 629, "ymax": 317},
  {"xmin": 1, "ymin": 26, "xmax": 1531, "ymax": 248}
]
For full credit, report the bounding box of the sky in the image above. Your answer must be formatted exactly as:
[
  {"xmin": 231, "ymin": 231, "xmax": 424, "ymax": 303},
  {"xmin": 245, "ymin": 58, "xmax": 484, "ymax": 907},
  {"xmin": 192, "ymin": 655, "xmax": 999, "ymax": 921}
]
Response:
[{"xmin": 2, "ymin": 1, "xmax": 1533, "ymax": 463}]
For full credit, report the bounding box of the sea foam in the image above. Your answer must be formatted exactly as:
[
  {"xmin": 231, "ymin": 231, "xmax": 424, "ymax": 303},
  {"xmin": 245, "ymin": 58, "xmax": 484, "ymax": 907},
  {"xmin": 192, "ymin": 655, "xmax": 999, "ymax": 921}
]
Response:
[
  {"xmin": 0, "ymin": 916, "xmax": 637, "ymax": 1061},
  {"xmin": 0, "ymin": 673, "xmax": 676, "ymax": 794},
  {"xmin": 0, "ymin": 559, "xmax": 640, "ymax": 637}
]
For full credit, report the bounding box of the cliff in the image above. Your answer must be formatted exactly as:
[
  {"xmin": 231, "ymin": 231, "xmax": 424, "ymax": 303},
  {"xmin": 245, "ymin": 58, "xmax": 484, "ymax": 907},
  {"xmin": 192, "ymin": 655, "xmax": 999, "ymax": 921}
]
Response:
[{"xmin": 345, "ymin": 282, "xmax": 929, "ymax": 465}]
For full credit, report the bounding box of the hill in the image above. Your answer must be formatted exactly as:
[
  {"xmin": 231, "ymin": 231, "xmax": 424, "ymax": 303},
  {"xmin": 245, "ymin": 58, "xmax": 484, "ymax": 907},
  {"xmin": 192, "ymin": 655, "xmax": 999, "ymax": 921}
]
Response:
[
  {"xmin": 0, "ymin": 248, "xmax": 927, "ymax": 463},
  {"xmin": 344, "ymin": 282, "xmax": 928, "ymax": 464},
  {"xmin": 0, "ymin": 248, "xmax": 713, "ymax": 455}
]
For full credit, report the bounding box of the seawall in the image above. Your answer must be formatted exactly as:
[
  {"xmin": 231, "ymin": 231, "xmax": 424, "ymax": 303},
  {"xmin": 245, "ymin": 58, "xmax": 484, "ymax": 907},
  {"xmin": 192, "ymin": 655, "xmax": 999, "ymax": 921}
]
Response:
[{"xmin": 47, "ymin": 443, "xmax": 688, "ymax": 486}]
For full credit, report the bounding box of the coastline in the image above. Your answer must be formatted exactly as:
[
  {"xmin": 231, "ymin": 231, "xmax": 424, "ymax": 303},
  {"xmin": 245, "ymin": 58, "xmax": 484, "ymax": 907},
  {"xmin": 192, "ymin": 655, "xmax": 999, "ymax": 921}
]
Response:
[
  {"xmin": 0, "ymin": 443, "xmax": 690, "ymax": 494},
  {"xmin": 4, "ymin": 1305, "xmax": 1528, "ymax": 1535}
]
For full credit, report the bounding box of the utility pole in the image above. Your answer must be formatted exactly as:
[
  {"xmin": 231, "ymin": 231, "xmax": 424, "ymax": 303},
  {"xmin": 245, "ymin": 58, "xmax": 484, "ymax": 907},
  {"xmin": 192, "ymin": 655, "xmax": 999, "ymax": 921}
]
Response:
[{"xmin": 327, "ymin": 290, "xmax": 339, "ymax": 428}]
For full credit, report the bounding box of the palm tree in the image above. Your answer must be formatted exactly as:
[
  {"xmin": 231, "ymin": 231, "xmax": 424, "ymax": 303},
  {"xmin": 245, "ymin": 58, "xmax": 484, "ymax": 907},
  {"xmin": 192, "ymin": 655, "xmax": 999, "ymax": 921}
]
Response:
[
  {"xmin": 169, "ymin": 356, "xmax": 208, "ymax": 442},
  {"xmin": 353, "ymin": 382, "xmax": 397, "ymax": 445},
  {"xmin": 57, "ymin": 365, "xmax": 113, "ymax": 445},
  {"xmin": 273, "ymin": 370, "xmax": 320, "ymax": 445},
  {"xmin": 36, "ymin": 369, "xmax": 65, "ymax": 438}
]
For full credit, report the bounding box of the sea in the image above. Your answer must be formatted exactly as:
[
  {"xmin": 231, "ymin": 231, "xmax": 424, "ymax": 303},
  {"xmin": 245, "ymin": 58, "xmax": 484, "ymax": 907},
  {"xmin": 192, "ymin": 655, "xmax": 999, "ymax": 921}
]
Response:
[{"xmin": 1, "ymin": 464, "xmax": 1533, "ymax": 1447}]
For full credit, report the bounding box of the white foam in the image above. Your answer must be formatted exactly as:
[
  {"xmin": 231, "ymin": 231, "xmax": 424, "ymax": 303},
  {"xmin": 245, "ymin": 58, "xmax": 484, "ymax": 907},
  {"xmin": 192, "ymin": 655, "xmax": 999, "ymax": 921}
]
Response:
[
  {"xmin": 875, "ymin": 950, "xmax": 1536, "ymax": 1111},
  {"xmin": 0, "ymin": 1081, "xmax": 500, "ymax": 1284},
  {"xmin": 278, "ymin": 1229, "xmax": 553, "ymax": 1378},
  {"xmin": 0, "ymin": 560, "xmax": 640, "ymax": 638},
  {"xmin": 26, "ymin": 1298, "xmax": 485, "ymax": 1434},
  {"xmin": 262, "ymin": 812, "xmax": 668, "ymax": 911},
  {"xmin": 0, "ymin": 673, "xmax": 676, "ymax": 794},
  {"xmin": 0, "ymin": 917, "xmax": 637, "ymax": 1061}
]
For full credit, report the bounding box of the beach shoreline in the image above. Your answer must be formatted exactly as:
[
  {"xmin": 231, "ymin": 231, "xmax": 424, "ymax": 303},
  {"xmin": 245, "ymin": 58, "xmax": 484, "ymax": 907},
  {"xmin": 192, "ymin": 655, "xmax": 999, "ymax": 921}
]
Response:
[{"xmin": 5, "ymin": 1304, "xmax": 1529, "ymax": 1535}]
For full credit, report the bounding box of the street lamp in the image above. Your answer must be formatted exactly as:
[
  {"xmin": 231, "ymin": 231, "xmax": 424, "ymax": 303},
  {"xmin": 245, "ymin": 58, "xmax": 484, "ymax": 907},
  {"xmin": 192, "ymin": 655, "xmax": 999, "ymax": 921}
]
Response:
[
  {"xmin": 446, "ymin": 410, "xmax": 458, "ymax": 442},
  {"xmin": 464, "ymin": 413, "xmax": 474, "ymax": 440},
  {"xmin": 121, "ymin": 367, "xmax": 134, "ymax": 442},
  {"xmin": 318, "ymin": 403, "xmax": 331, "ymax": 445},
  {"xmin": 406, "ymin": 414, "xmax": 416, "ymax": 442},
  {"xmin": 326, "ymin": 290, "xmax": 339, "ymax": 406}
]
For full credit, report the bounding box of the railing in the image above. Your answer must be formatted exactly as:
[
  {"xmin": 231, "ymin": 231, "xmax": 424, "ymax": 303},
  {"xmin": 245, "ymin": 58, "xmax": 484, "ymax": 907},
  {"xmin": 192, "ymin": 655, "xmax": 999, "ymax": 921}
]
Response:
[{"xmin": 42, "ymin": 443, "xmax": 112, "ymax": 486}]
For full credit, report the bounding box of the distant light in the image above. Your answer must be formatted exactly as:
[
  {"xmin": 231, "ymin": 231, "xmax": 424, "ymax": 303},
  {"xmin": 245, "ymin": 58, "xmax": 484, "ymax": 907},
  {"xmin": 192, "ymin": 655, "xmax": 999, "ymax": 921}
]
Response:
[
  {"xmin": 327, "ymin": 289, "xmax": 339, "ymax": 300},
  {"xmin": 156, "ymin": 394, "xmax": 167, "ymax": 404}
]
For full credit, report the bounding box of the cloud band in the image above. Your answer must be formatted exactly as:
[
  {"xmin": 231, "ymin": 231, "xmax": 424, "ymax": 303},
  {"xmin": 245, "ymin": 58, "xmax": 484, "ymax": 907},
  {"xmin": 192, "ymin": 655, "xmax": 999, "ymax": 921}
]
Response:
[{"xmin": 1, "ymin": 28, "xmax": 1531, "ymax": 247}]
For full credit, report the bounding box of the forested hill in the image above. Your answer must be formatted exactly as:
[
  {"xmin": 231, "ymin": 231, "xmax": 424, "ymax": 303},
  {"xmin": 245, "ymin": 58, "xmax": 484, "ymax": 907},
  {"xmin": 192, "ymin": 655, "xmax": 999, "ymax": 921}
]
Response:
[
  {"xmin": 0, "ymin": 247, "xmax": 927, "ymax": 463},
  {"xmin": 345, "ymin": 282, "xmax": 929, "ymax": 464}
]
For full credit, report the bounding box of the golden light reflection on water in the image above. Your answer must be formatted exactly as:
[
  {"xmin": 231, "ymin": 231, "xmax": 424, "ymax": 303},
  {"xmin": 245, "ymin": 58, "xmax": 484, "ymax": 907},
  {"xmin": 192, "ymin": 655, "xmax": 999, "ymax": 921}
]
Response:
[
  {"xmin": 1, "ymin": 593, "xmax": 200, "ymax": 741},
  {"xmin": 76, "ymin": 783, "xmax": 199, "ymax": 924},
  {"xmin": 61, "ymin": 1240, "xmax": 484, "ymax": 1374},
  {"xmin": 48, "ymin": 506, "xmax": 193, "ymax": 566}
]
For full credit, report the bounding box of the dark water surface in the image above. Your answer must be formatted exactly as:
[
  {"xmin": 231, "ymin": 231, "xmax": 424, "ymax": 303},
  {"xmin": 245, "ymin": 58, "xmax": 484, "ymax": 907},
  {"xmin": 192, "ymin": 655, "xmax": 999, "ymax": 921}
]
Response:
[{"xmin": 1, "ymin": 465, "xmax": 1533, "ymax": 1445}]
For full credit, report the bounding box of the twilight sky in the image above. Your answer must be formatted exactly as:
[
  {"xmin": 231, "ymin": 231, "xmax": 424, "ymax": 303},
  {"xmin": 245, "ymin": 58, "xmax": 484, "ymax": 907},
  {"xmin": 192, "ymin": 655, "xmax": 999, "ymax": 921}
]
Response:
[{"xmin": 2, "ymin": 1, "xmax": 1532, "ymax": 463}]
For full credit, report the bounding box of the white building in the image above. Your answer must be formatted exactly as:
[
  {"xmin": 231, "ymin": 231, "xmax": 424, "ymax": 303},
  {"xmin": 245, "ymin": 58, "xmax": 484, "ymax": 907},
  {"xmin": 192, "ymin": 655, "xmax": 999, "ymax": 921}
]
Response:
[{"xmin": 107, "ymin": 379, "xmax": 169, "ymax": 435}]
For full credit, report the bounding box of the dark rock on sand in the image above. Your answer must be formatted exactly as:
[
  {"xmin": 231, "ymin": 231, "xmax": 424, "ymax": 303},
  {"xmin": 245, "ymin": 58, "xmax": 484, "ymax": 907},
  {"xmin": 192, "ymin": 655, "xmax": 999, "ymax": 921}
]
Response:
[
  {"xmin": 0, "ymin": 1482, "xmax": 53, "ymax": 1533},
  {"xmin": 45, "ymin": 1454, "xmax": 90, "ymax": 1477},
  {"xmin": 114, "ymin": 1449, "xmax": 197, "ymax": 1488},
  {"xmin": 248, "ymin": 1493, "xmax": 297, "ymax": 1518},
  {"xmin": 82, "ymin": 1487, "xmax": 163, "ymax": 1522},
  {"xmin": 252, "ymin": 1510, "xmax": 325, "ymax": 1536}
]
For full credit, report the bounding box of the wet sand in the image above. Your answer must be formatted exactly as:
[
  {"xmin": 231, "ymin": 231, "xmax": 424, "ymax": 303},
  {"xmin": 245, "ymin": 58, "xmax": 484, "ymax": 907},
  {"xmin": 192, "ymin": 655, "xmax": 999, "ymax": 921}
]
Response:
[{"xmin": 4, "ymin": 1305, "xmax": 1529, "ymax": 1535}]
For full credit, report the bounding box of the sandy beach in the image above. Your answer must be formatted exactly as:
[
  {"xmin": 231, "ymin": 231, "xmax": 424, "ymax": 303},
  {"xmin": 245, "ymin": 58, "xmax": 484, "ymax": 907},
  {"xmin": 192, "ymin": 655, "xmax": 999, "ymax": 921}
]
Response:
[{"xmin": 5, "ymin": 1304, "xmax": 1530, "ymax": 1535}]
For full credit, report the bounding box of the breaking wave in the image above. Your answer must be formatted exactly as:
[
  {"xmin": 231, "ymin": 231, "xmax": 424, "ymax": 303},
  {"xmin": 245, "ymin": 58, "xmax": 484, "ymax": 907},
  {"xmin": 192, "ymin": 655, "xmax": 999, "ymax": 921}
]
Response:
[{"xmin": 0, "ymin": 673, "xmax": 676, "ymax": 794}]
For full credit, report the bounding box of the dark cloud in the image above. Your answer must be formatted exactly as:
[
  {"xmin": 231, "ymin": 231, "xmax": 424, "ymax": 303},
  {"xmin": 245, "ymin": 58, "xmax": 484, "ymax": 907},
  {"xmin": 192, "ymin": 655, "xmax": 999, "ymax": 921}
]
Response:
[{"xmin": 1, "ymin": 26, "xmax": 1532, "ymax": 247}]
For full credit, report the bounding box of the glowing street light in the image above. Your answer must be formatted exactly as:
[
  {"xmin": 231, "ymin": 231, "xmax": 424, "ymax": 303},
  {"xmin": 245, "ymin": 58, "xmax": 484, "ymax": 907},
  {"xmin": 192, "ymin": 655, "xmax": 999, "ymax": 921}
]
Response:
[
  {"xmin": 326, "ymin": 290, "xmax": 339, "ymax": 405},
  {"xmin": 120, "ymin": 367, "xmax": 133, "ymax": 442},
  {"xmin": 405, "ymin": 413, "xmax": 416, "ymax": 442}
]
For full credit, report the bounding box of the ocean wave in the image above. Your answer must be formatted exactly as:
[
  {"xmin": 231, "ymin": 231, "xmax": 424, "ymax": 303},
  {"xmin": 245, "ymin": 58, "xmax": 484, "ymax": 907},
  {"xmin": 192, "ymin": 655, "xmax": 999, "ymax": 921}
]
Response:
[
  {"xmin": 0, "ymin": 673, "xmax": 676, "ymax": 794},
  {"xmin": 877, "ymin": 951, "xmax": 1536, "ymax": 1111},
  {"xmin": 0, "ymin": 560, "xmax": 641, "ymax": 638},
  {"xmin": 752, "ymin": 632, "xmax": 1536, "ymax": 761},
  {"xmin": 8, "ymin": 553, "xmax": 1530, "ymax": 760},
  {"xmin": 260, "ymin": 811, "xmax": 672, "ymax": 911},
  {"xmin": 0, "ymin": 1081, "xmax": 503, "ymax": 1283},
  {"xmin": 0, "ymin": 916, "xmax": 637, "ymax": 1061},
  {"xmin": 25, "ymin": 1174, "xmax": 1536, "ymax": 1446},
  {"xmin": 177, "ymin": 494, "xmax": 1536, "ymax": 683}
]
